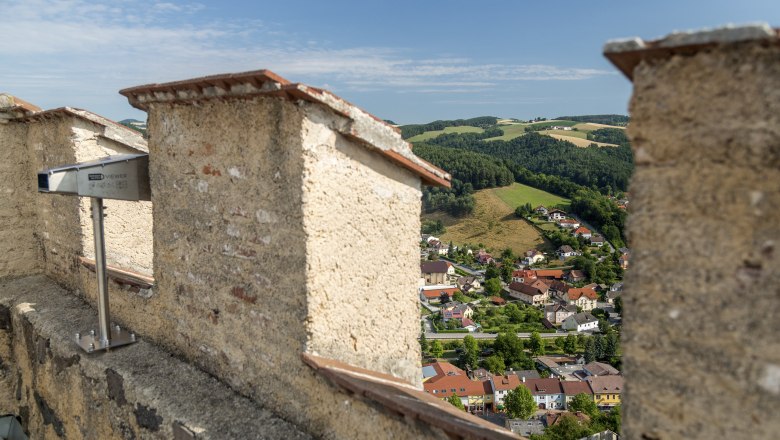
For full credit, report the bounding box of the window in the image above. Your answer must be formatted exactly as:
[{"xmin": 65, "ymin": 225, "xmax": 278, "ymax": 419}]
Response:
[{"xmin": 451, "ymin": 388, "xmax": 456, "ymax": 392}]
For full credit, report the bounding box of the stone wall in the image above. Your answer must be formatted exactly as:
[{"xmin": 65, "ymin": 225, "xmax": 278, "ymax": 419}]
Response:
[
  {"xmin": 139, "ymin": 96, "xmax": 446, "ymax": 439},
  {"xmin": 610, "ymin": 30, "xmax": 780, "ymax": 439},
  {"xmin": 0, "ymin": 121, "xmax": 40, "ymax": 278}
]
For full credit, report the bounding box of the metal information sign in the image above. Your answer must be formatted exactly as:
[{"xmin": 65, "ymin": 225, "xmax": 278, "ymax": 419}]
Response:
[{"xmin": 38, "ymin": 154, "xmax": 151, "ymax": 353}]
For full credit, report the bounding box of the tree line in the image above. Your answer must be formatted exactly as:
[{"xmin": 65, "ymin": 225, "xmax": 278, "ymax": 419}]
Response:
[
  {"xmin": 401, "ymin": 116, "xmax": 499, "ymax": 139},
  {"xmin": 555, "ymin": 114, "xmax": 629, "ymax": 126}
]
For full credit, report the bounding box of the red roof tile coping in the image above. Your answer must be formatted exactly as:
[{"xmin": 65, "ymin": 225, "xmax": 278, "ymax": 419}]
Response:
[
  {"xmin": 0, "ymin": 94, "xmax": 42, "ymax": 116},
  {"xmin": 15, "ymin": 107, "xmax": 148, "ymax": 152},
  {"xmin": 119, "ymin": 69, "xmax": 450, "ymax": 187},
  {"xmin": 303, "ymin": 353, "xmax": 521, "ymax": 440}
]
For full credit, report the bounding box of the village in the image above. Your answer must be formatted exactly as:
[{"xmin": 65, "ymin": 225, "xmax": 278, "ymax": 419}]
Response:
[{"xmin": 419, "ymin": 206, "xmax": 626, "ymax": 437}]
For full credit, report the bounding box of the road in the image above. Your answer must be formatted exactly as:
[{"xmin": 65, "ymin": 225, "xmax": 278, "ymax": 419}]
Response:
[
  {"xmin": 424, "ymin": 331, "xmax": 576, "ymax": 340},
  {"xmin": 439, "ymin": 257, "xmax": 483, "ymax": 277}
]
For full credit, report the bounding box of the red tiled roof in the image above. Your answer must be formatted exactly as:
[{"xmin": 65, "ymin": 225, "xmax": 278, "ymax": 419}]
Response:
[
  {"xmin": 490, "ymin": 296, "xmax": 506, "ymax": 305},
  {"xmin": 523, "ymin": 378, "xmax": 564, "ymax": 396},
  {"xmin": 421, "ymin": 287, "xmax": 459, "ymax": 299},
  {"xmin": 568, "ymin": 288, "xmax": 598, "ymax": 301},
  {"xmin": 424, "ymin": 374, "xmax": 490, "ymax": 398},
  {"xmin": 561, "ymin": 380, "xmax": 593, "ymax": 396},
  {"xmin": 535, "ymin": 270, "xmax": 564, "ymax": 279},
  {"xmin": 120, "ymin": 69, "xmax": 450, "ymax": 187},
  {"xmin": 424, "ymin": 362, "xmax": 465, "ymax": 379},
  {"xmin": 573, "ymin": 227, "xmax": 591, "ymax": 235},
  {"xmin": 492, "ymin": 374, "xmax": 522, "ymax": 391}
]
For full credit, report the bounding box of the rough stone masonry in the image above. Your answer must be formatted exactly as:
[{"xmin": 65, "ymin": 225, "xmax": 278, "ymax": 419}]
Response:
[{"xmin": 605, "ymin": 23, "xmax": 780, "ymax": 439}]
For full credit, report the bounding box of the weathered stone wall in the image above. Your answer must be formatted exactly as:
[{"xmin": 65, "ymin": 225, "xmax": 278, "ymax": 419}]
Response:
[
  {"xmin": 0, "ymin": 121, "xmax": 41, "ymax": 278},
  {"xmin": 0, "ymin": 275, "xmax": 310, "ymax": 440},
  {"xmin": 623, "ymin": 41, "xmax": 780, "ymax": 439},
  {"xmin": 27, "ymin": 119, "xmax": 85, "ymax": 290},
  {"xmin": 140, "ymin": 96, "xmax": 447, "ymax": 439},
  {"xmin": 301, "ymin": 107, "xmax": 423, "ymax": 385}
]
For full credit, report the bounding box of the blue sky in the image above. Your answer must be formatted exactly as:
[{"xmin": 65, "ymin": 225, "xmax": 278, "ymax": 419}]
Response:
[{"xmin": 2, "ymin": 0, "xmax": 779, "ymax": 124}]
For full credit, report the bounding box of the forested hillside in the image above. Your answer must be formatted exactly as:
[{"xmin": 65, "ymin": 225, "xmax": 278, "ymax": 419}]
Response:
[
  {"xmin": 425, "ymin": 132, "xmax": 633, "ymax": 194},
  {"xmin": 401, "ymin": 116, "xmax": 498, "ymax": 139},
  {"xmin": 555, "ymin": 114, "xmax": 629, "ymax": 126},
  {"xmin": 413, "ymin": 145, "xmax": 513, "ymax": 216}
]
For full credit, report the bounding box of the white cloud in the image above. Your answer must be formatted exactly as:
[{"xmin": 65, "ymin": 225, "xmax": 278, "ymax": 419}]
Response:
[{"xmin": 0, "ymin": 0, "xmax": 613, "ymax": 117}]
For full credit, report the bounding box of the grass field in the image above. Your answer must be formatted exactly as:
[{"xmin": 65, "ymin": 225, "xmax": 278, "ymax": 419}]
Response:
[
  {"xmin": 407, "ymin": 126, "xmax": 484, "ymax": 142},
  {"xmin": 492, "ymin": 182, "xmax": 570, "ymax": 211},
  {"xmin": 485, "ymin": 123, "xmax": 526, "ymax": 141},
  {"xmin": 423, "ymin": 188, "xmax": 548, "ymax": 254}
]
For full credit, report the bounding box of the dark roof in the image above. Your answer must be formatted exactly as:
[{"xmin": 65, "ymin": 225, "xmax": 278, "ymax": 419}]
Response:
[
  {"xmin": 561, "ymin": 380, "xmax": 593, "ymax": 396},
  {"xmin": 584, "ymin": 362, "xmax": 620, "ymax": 376},
  {"xmin": 559, "ymin": 245, "xmax": 575, "ymax": 253},
  {"xmin": 508, "ymin": 370, "xmax": 541, "ymax": 380},
  {"xmin": 421, "ymin": 261, "xmax": 451, "ymax": 274},
  {"xmin": 523, "ymin": 378, "xmax": 564, "ymax": 395},
  {"xmin": 507, "ymin": 281, "xmax": 546, "ymax": 297},
  {"xmin": 568, "ymin": 312, "xmax": 598, "ymax": 325},
  {"xmin": 120, "ymin": 69, "xmax": 450, "ymax": 187}
]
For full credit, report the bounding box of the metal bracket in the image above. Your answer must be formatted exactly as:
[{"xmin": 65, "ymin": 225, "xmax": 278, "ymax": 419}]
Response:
[{"xmin": 75, "ymin": 325, "xmax": 137, "ymax": 353}]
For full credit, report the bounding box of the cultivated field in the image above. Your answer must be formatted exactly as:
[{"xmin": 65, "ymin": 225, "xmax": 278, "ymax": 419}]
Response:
[
  {"xmin": 492, "ymin": 182, "xmax": 571, "ymax": 211},
  {"xmin": 539, "ymin": 129, "xmax": 588, "ymax": 139},
  {"xmin": 407, "ymin": 126, "xmax": 484, "ymax": 142},
  {"xmin": 573, "ymin": 122, "xmax": 626, "ymax": 131},
  {"xmin": 547, "ymin": 134, "xmax": 617, "ymax": 148},
  {"xmin": 423, "ymin": 189, "xmax": 548, "ymax": 254},
  {"xmin": 484, "ymin": 123, "xmax": 526, "ymax": 141}
]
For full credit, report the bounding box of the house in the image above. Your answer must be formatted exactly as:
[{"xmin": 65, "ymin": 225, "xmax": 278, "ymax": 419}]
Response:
[
  {"xmin": 457, "ymin": 276, "xmax": 481, "ymax": 293},
  {"xmin": 573, "ymin": 226, "xmax": 592, "ymax": 239},
  {"xmin": 461, "ymin": 318, "xmax": 481, "ymax": 332},
  {"xmin": 535, "ymin": 206, "xmax": 548, "ymax": 215},
  {"xmin": 586, "ymin": 375, "xmax": 624, "ymax": 409},
  {"xmin": 562, "ymin": 312, "xmax": 599, "ymax": 332},
  {"xmin": 557, "ymin": 218, "xmax": 581, "ymax": 229},
  {"xmin": 582, "ymin": 362, "xmax": 620, "ymax": 377},
  {"xmin": 535, "ymin": 356, "xmax": 584, "ymax": 380},
  {"xmin": 522, "ymin": 250, "xmax": 546, "ymax": 266},
  {"xmin": 566, "ymin": 288, "xmax": 599, "ymax": 311},
  {"xmin": 545, "ymin": 303, "xmax": 578, "ymax": 325},
  {"xmin": 490, "ymin": 374, "xmax": 522, "ymax": 409},
  {"xmin": 505, "ymin": 281, "xmax": 549, "ymax": 306},
  {"xmin": 560, "ymin": 381, "xmax": 594, "ymax": 409},
  {"xmin": 441, "ymin": 302, "xmax": 474, "ymax": 322},
  {"xmin": 590, "ymin": 235, "xmax": 605, "ymax": 247},
  {"xmin": 420, "ymin": 261, "xmax": 455, "ymax": 285},
  {"xmin": 507, "ymin": 369, "xmax": 541, "ymax": 381},
  {"xmin": 566, "ymin": 270, "xmax": 587, "ymax": 283},
  {"xmin": 419, "ymin": 285, "xmax": 459, "ymax": 304},
  {"xmin": 547, "ymin": 209, "xmax": 567, "ymax": 221},
  {"xmin": 506, "ymin": 418, "xmax": 545, "ymax": 437},
  {"xmin": 423, "ymin": 362, "xmax": 494, "ymax": 413},
  {"xmin": 476, "ymin": 250, "xmax": 494, "ymax": 265},
  {"xmin": 606, "ymin": 283, "xmax": 623, "ymax": 304},
  {"xmin": 511, "ymin": 269, "xmax": 537, "ymax": 283},
  {"xmin": 422, "ymin": 361, "xmax": 462, "ymax": 382},
  {"xmin": 489, "ymin": 296, "xmax": 506, "ymax": 306},
  {"xmin": 534, "ymin": 269, "xmax": 564, "ymax": 280},
  {"xmin": 557, "ymin": 245, "xmax": 581, "ymax": 259},
  {"xmin": 619, "ymin": 253, "xmax": 630, "ymax": 270},
  {"xmin": 523, "ymin": 378, "xmax": 565, "ymax": 410}
]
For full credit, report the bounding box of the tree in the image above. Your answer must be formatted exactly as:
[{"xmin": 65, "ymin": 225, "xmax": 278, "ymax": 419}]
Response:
[
  {"xmin": 563, "ymin": 334, "xmax": 577, "ymax": 355},
  {"xmin": 485, "ymin": 262, "xmax": 500, "ymax": 279},
  {"xmin": 584, "ymin": 337, "xmax": 596, "ymax": 363},
  {"xmin": 482, "ymin": 355, "xmax": 506, "ymax": 375},
  {"xmin": 568, "ymin": 393, "xmax": 598, "ymax": 418},
  {"xmin": 484, "ymin": 277, "xmax": 502, "ymax": 296},
  {"xmin": 504, "ymin": 385, "xmax": 536, "ymax": 419},
  {"xmin": 528, "ymin": 331, "xmax": 545, "ymax": 356},
  {"xmin": 594, "ymin": 335, "xmax": 606, "ymax": 360},
  {"xmin": 534, "ymin": 413, "xmax": 590, "ymax": 440},
  {"xmin": 494, "ymin": 332, "xmax": 525, "ymax": 365},
  {"xmin": 604, "ymin": 332, "xmax": 619, "ymax": 360},
  {"xmin": 598, "ymin": 319, "xmax": 610, "ymax": 334},
  {"xmin": 447, "ymin": 241, "xmax": 455, "ymax": 258},
  {"xmin": 461, "ymin": 335, "xmax": 480, "ymax": 369},
  {"xmin": 420, "ymin": 333, "xmax": 429, "ymax": 353},
  {"xmin": 453, "ymin": 292, "xmax": 468, "ymax": 304},
  {"xmin": 554, "ymin": 337, "xmax": 565, "ymax": 351},
  {"xmin": 429, "ymin": 340, "xmax": 444, "ymax": 358},
  {"xmin": 439, "ymin": 292, "xmax": 451, "ymax": 304},
  {"xmin": 500, "ymin": 260, "xmax": 514, "ymax": 283},
  {"xmin": 614, "ymin": 296, "xmax": 622, "ymax": 315},
  {"xmin": 447, "ymin": 394, "xmax": 465, "ymax": 411}
]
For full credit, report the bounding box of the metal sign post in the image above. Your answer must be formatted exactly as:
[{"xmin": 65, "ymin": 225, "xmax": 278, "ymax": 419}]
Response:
[{"xmin": 38, "ymin": 154, "xmax": 150, "ymax": 353}]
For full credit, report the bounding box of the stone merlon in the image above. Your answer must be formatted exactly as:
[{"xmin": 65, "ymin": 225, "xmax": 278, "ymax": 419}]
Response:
[
  {"xmin": 604, "ymin": 23, "xmax": 779, "ymax": 79},
  {"xmin": 119, "ymin": 69, "xmax": 451, "ymax": 187}
]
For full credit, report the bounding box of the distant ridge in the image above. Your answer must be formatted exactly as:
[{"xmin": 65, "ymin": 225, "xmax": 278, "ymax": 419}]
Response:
[{"xmin": 554, "ymin": 114, "xmax": 629, "ymax": 126}]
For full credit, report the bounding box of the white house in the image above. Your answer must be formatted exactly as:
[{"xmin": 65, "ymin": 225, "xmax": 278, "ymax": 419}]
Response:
[
  {"xmin": 547, "ymin": 209, "xmax": 567, "ymax": 221},
  {"xmin": 524, "ymin": 378, "xmax": 565, "ymax": 410},
  {"xmin": 562, "ymin": 312, "xmax": 599, "ymax": 332},
  {"xmin": 557, "ymin": 245, "xmax": 581, "ymax": 259}
]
